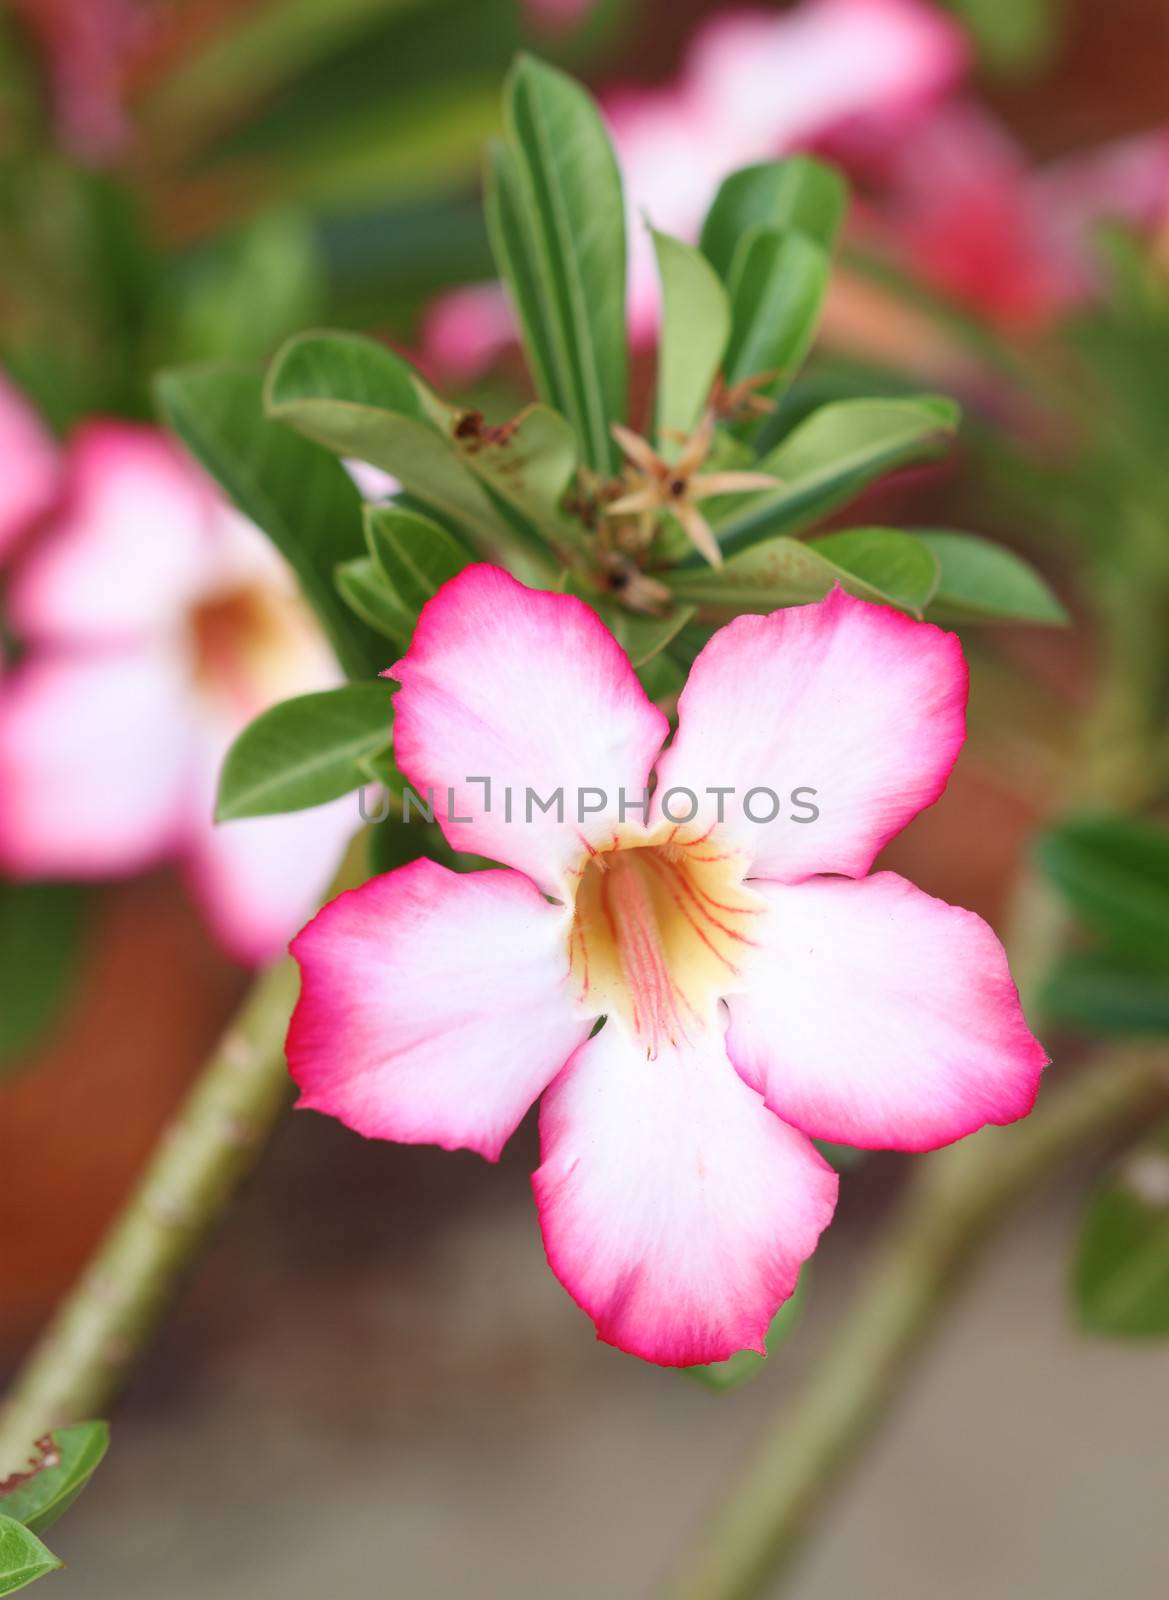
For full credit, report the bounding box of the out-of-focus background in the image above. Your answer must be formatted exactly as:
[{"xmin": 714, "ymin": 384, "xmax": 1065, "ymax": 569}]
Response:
[{"xmin": 1, "ymin": 1, "xmax": 1167, "ymax": 1594}]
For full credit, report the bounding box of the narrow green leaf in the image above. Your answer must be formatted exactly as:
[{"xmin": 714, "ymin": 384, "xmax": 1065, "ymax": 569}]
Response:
[
  {"xmin": 1036, "ymin": 816, "xmax": 1169, "ymax": 961},
  {"xmin": 1074, "ymin": 1122, "xmax": 1169, "ymax": 1335},
  {"xmin": 216, "ymin": 682, "xmax": 395, "ymax": 820},
  {"xmin": 723, "ymin": 227, "xmax": 828, "ymax": 415},
  {"xmin": 365, "ymin": 505, "xmax": 471, "ymax": 614},
  {"xmin": 485, "ymin": 140, "xmax": 561, "ymax": 407},
  {"xmin": 700, "ymin": 156, "xmax": 847, "ymax": 280},
  {"xmin": 709, "ymin": 396, "xmax": 960, "ymax": 560},
  {"xmin": 155, "ymin": 365, "xmax": 380, "ymax": 679},
  {"xmin": 652, "ymin": 230, "xmax": 731, "ymax": 449},
  {"xmin": 336, "ymin": 558, "xmax": 415, "ymax": 644},
  {"xmin": 810, "ymin": 528, "xmax": 940, "ymax": 616},
  {"xmin": 504, "ymin": 54, "xmax": 628, "ymax": 472},
  {"xmin": 0, "ymin": 1518, "xmax": 60, "ymax": 1595},
  {"xmin": 686, "ymin": 1280, "xmax": 806, "ymax": 1392},
  {"xmin": 665, "ymin": 527, "xmax": 939, "ymax": 617},
  {"xmin": 916, "ymin": 529, "xmax": 1067, "ymax": 624},
  {"xmin": 0, "ymin": 884, "xmax": 84, "ymax": 1070},
  {"xmin": 265, "ymin": 331, "xmax": 535, "ymax": 561},
  {"xmin": 0, "ymin": 1423, "xmax": 109, "ymax": 1535}
]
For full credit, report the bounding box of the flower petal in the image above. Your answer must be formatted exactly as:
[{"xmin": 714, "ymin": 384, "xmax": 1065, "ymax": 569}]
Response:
[
  {"xmin": 652, "ymin": 587, "xmax": 967, "ymax": 880},
  {"xmin": 0, "ymin": 376, "xmax": 59, "ymax": 560},
  {"xmin": 0, "ymin": 647, "xmax": 194, "ymax": 877},
  {"xmin": 725, "ymin": 872, "xmax": 1048, "ymax": 1150},
  {"xmin": 611, "ymin": 422, "xmax": 665, "ymax": 478},
  {"xmin": 288, "ymin": 860, "xmax": 588, "ymax": 1161},
  {"xmin": 390, "ymin": 565, "xmax": 669, "ymax": 894},
  {"xmin": 9, "ymin": 422, "xmax": 216, "ymax": 643},
  {"xmin": 533, "ymin": 1018, "xmax": 837, "ymax": 1365},
  {"xmin": 673, "ymin": 501, "xmax": 723, "ymax": 567},
  {"xmin": 187, "ymin": 796, "xmax": 356, "ymax": 967}
]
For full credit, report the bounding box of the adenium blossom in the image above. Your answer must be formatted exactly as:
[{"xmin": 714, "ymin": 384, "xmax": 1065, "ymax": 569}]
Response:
[
  {"xmin": 0, "ymin": 421, "xmax": 353, "ymax": 963},
  {"xmin": 288, "ymin": 565, "xmax": 1047, "ymax": 1366},
  {"xmin": 12, "ymin": 0, "xmax": 152, "ymax": 161},
  {"xmin": 852, "ymin": 100, "xmax": 1169, "ymax": 327},
  {"xmin": 0, "ymin": 377, "xmax": 59, "ymax": 563},
  {"xmin": 420, "ymin": 0, "xmax": 964, "ymax": 380}
]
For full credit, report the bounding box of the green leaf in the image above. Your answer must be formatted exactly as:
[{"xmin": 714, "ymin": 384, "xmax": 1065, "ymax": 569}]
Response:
[
  {"xmin": 723, "ymin": 227, "xmax": 828, "ymax": 412},
  {"xmin": 503, "ymin": 54, "xmax": 628, "ymax": 473},
  {"xmin": 1035, "ymin": 816, "xmax": 1169, "ymax": 961},
  {"xmin": 700, "ymin": 156, "xmax": 847, "ymax": 281},
  {"xmin": 686, "ymin": 1280, "xmax": 806, "ymax": 1392},
  {"xmin": 0, "ymin": 1518, "xmax": 59, "ymax": 1595},
  {"xmin": 0, "ymin": 884, "xmax": 84, "ymax": 1070},
  {"xmin": 652, "ymin": 230, "xmax": 730, "ymax": 449},
  {"xmin": 365, "ymin": 505, "xmax": 471, "ymax": 614},
  {"xmin": 810, "ymin": 529, "xmax": 940, "ymax": 615},
  {"xmin": 485, "ymin": 141, "xmax": 561, "ymax": 406},
  {"xmin": 575, "ymin": 592, "xmax": 695, "ymax": 670},
  {"xmin": 336, "ymin": 558, "xmax": 415, "ymax": 644},
  {"xmin": 216, "ymin": 682, "xmax": 395, "ymax": 820},
  {"xmin": 1074, "ymin": 1122, "xmax": 1169, "ymax": 1335},
  {"xmin": 1043, "ymin": 949, "xmax": 1169, "ymax": 1036},
  {"xmin": 665, "ymin": 527, "xmax": 940, "ymax": 617},
  {"xmin": 916, "ymin": 530, "xmax": 1067, "ymax": 624},
  {"xmin": 265, "ymin": 332, "xmax": 544, "ymax": 566},
  {"xmin": 709, "ymin": 396, "xmax": 960, "ymax": 560},
  {"xmin": 155, "ymin": 365, "xmax": 381, "ymax": 679},
  {"xmin": 0, "ymin": 1422, "xmax": 109, "ymax": 1535},
  {"xmin": 449, "ymin": 404, "xmax": 579, "ymax": 538}
]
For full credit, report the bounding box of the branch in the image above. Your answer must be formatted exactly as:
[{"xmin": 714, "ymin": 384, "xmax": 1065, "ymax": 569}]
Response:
[
  {"xmin": 661, "ymin": 1046, "xmax": 1169, "ymax": 1600},
  {"xmin": 0, "ymin": 958, "xmax": 299, "ymax": 1469}
]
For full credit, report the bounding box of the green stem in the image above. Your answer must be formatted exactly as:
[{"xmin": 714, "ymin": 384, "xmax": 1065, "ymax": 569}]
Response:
[
  {"xmin": 0, "ymin": 958, "xmax": 299, "ymax": 1470},
  {"xmin": 661, "ymin": 1047, "xmax": 1169, "ymax": 1600}
]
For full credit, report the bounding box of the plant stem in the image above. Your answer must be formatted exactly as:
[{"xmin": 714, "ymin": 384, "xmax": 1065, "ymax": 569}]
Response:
[
  {"xmin": 0, "ymin": 957, "xmax": 299, "ymax": 1470},
  {"xmin": 661, "ymin": 1046, "xmax": 1169, "ymax": 1600}
]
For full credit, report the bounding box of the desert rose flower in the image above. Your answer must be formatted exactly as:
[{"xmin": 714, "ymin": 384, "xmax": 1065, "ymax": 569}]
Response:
[
  {"xmin": 0, "ymin": 377, "xmax": 60, "ymax": 562},
  {"xmin": 12, "ymin": 0, "xmax": 151, "ymax": 160},
  {"xmin": 288, "ymin": 565, "xmax": 1047, "ymax": 1366},
  {"xmin": 853, "ymin": 100, "xmax": 1169, "ymax": 327},
  {"xmin": 0, "ymin": 421, "xmax": 353, "ymax": 963}
]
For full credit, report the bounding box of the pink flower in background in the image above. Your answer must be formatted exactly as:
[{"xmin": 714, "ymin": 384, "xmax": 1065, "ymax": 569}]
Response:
[
  {"xmin": 13, "ymin": 0, "xmax": 153, "ymax": 160},
  {"xmin": 418, "ymin": 284, "xmax": 524, "ymax": 389},
  {"xmin": 0, "ymin": 422, "xmax": 354, "ymax": 964},
  {"xmin": 421, "ymin": 0, "xmax": 963, "ymax": 380},
  {"xmin": 0, "ymin": 378, "xmax": 59, "ymax": 563},
  {"xmin": 856, "ymin": 101, "xmax": 1169, "ymax": 326},
  {"xmin": 288, "ymin": 566, "xmax": 1046, "ymax": 1365}
]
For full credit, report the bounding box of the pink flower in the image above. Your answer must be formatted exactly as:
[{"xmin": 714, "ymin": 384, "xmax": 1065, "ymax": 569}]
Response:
[
  {"xmin": 856, "ymin": 100, "xmax": 1169, "ymax": 327},
  {"xmin": 420, "ymin": 0, "xmax": 965, "ymax": 381},
  {"xmin": 0, "ymin": 422, "xmax": 353, "ymax": 963},
  {"xmin": 13, "ymin": 0, "xmax": 152, "ymax": 161},
  {"xmin": 288, "ymin": 566, "xmax": 1046, "ymax": 1365},
  {"xmin": 0, "ymin": 377, "xmax": 60, "ymax": 563},
  {"xmin": 417, "ymin": 284, "xmax": 522, "ymax": 388}
]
